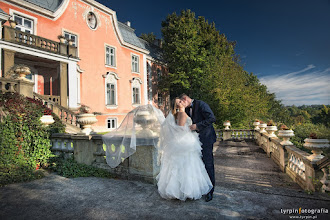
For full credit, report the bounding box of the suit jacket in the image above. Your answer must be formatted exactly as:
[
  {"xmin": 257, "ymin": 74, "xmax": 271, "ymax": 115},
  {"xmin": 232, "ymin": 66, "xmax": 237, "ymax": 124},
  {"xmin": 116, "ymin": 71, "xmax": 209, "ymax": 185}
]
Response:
[{"xmin": 185, "ymin": 99, "xmax": 216, "ymax": 146}]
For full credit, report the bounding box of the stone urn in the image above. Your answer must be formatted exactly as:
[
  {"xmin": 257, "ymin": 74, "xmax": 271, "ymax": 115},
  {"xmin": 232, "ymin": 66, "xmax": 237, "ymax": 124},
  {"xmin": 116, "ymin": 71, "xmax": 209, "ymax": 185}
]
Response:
[
  {"xmin": 223, "ymin": 121, "xmax": 231, "ymax": 130},
  {"xmin": 14, "ymin": 65, "xmax": 31, "ymax": 80},
  {"xmin": 253, "ymin": 121, "xmax": 260, "ymax": 130},
  {"xmin": 40, "ymin": 115, "xmax": 55, "ymax": 126},
  {"xmin": 76, "ymin": 113, "xmax": 98, "ymax": 135},
  {"xmin": 58, "ymin": 35, "xmax": 66, "ymax": 43},
  {"xmin": 259, "ymin": 123, "xmax": 267, "ymax": 133},
  {"xmin": 68, "ymin": 39, "xmax": 73, "ymax": 46},
  {"xmin": 9, "ymin": 19, "xmax": 17, "ymax": 28},
  {"xmin": 266, "ymin": 126, "xmax": 277, "ymax": 138},
  {"xmin": 134, "ymin": 110, "xmax": 157, "ymax": 137},
  {"xmin": 278, "ymin": 129, "xmax": 294, "ymax": 145},
  {"xmin": 303, "ymin": 138, "xmax": 330, "ymax": 162}
]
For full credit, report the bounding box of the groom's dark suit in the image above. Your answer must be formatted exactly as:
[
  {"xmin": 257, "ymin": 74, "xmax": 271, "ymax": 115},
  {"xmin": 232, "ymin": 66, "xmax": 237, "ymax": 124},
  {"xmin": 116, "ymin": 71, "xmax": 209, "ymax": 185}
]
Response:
[{"xmin": 186, "ymin": 99, "xmax": 216, "ymax": 194}]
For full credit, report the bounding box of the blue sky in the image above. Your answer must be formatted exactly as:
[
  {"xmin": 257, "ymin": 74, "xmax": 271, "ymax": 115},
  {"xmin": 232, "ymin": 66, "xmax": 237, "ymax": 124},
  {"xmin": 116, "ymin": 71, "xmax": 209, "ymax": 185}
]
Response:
[{"xmin": 96, "ymin": 0, "xmax": 330, "ymax": 106}]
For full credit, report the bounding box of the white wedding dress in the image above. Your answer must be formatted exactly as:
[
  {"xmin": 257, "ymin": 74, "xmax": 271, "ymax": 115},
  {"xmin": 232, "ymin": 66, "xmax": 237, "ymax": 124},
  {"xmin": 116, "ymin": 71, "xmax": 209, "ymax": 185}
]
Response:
[{"xmin": 156, "ymin": 113, "xmax": 213, "ymax": 201}]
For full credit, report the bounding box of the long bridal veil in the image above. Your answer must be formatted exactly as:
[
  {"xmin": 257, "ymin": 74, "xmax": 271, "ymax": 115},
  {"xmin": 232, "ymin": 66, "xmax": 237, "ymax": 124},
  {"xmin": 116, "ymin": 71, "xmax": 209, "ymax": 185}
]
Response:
[{"xmin": 102, "ymin": 104, "xmax": 165, "ymax": 168}]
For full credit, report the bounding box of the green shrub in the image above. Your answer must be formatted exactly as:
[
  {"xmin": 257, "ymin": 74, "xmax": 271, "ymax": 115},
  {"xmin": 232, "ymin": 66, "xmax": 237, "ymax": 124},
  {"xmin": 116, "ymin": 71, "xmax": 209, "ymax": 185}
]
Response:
[
  {"xmin": 0, "ymin": 92, "xmax": 64, "ymax": 186},
  {"xmin": 50, "ymin": 156, "xmax": 113, "ymax": 178}
]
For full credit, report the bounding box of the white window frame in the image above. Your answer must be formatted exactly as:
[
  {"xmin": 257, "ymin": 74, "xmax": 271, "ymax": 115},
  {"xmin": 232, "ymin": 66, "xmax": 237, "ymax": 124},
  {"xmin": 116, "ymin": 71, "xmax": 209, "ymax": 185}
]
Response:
[
  {"xmin": 10, "ymin": 9, "xmax": 37, "ymax": 35},
  {"xmin": 131, "ymin": 77, "xmax": 142, "ymax": 105},
  {"xmin": 131, "ymin": 54, "xmax": 140, "ymax": 73},
  {"xmin": 104, "ymin": 72, "xmax": 119, "ymax": 109},
  {"xmin": 106, "ymin": 118, "xmax": 117, "ymax": 130},
  {"xmin": 64, "ymin": 31, "xmax": 78, "ymax": 47},
  {"xmin": 105, "ymin": 45, "xmax": 116, "ymax": 67}
]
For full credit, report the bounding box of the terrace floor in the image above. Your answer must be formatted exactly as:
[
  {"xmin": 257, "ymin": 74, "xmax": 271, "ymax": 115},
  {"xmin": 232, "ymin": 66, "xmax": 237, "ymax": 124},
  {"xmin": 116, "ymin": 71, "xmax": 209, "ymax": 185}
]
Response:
[{"xmin": 1, "ymin": 141, "xmax": 330, "ymax": 220}]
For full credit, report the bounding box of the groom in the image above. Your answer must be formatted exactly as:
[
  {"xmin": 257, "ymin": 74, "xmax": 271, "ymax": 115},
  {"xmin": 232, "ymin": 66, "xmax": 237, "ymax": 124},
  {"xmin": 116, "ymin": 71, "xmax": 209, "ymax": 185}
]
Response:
[{"xmin": 179, "ymin": 94, "xmax": 216, "ymax": 202}]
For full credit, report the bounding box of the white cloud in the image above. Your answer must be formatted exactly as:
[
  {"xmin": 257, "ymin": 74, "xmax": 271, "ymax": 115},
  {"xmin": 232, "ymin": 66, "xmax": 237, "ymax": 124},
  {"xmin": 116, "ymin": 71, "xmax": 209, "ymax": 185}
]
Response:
[{"xmin": 260, "ymin": 65, "xmax": 330, "ymax": 106}]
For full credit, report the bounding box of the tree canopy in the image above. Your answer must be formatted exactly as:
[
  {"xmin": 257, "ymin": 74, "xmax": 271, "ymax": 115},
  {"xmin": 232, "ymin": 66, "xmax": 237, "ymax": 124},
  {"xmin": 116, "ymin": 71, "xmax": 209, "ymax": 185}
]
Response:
[{"xmin": 159, "ymin": 10, "xmax": 284, "ymax": 127}]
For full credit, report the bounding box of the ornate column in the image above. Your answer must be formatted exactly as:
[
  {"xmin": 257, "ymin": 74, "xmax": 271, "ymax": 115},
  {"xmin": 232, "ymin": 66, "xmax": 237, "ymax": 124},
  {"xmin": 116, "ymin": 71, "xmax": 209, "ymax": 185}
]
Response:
[{"xmin": 60, "ymin": 62, "xmax": 68, "ymax": 108}]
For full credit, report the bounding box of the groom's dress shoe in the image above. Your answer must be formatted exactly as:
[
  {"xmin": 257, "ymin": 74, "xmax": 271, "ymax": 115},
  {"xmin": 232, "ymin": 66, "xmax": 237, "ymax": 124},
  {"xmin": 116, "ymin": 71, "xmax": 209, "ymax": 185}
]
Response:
[{"xmin": 205, "ymin": 193, "xmax": 213, "ymax": 202}]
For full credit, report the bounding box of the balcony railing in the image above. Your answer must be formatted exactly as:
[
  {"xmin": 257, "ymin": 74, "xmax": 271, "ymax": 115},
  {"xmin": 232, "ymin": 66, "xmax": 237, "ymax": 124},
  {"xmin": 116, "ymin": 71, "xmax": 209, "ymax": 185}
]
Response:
[
  {"xmin": 2, "ymin": 26, "xmax": 77, "ymax": 58},
  {"xmin": 215, "ymin": 129, "xmax": 255, "ymax": 141}
]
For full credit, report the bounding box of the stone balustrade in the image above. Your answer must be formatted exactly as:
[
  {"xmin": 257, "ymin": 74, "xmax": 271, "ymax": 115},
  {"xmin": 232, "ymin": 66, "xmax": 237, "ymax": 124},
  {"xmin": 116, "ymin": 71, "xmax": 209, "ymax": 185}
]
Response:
[
  {"xmin": 254, "ymin": 129, "xmax": 329, "ymax": 192},
  {"xmin": 50, "ymin": 133, "xmax": 160, "ymax": 184},
  {"xmin": 2, "ymin": 26, "xmax": 77, "ymax": 58},
  {"xmin": 33, "ymin": 92, "xmax": 79, "ymax": 129},
  {"xmin": 216, "ymin": 129, "xmax": 255, "ymax": 141},
  {"xmin": 49, "ymin": 122, "xmax": 329, "ymax": 192}
]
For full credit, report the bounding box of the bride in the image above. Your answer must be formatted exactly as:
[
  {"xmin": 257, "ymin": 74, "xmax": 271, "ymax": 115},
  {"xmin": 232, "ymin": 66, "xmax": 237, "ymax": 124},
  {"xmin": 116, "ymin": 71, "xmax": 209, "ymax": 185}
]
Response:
[{"xmin": 156, "ymin": 98, "xmax": 213, "ymax": 201}]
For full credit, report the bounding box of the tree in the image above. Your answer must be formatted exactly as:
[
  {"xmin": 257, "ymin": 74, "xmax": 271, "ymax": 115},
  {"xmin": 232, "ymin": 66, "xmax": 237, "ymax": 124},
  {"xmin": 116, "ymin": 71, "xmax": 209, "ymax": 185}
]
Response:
[
  {"xmin": 160, "ymin": 10, "xmax": 281, "ymax": 127},
  {"xmin": 140, "ymin": 32, "xmax": 157, "ymax": 44}
]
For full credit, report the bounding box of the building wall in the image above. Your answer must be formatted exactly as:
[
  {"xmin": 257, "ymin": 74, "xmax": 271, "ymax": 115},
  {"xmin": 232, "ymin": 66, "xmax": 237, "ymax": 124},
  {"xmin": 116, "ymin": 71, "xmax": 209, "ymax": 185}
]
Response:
[{"xmin": 0, "ymin": 0, "xmax": 154, "ymax": 132}]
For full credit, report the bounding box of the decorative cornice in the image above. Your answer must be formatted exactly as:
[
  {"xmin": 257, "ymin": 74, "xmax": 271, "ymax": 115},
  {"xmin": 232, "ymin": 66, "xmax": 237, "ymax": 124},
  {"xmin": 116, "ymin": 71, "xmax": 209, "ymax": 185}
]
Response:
[
  {"xmin": 102, "ymin": 71, "xmax": 120, "ymax": 79},
  {"xmin": 129, "ymin": 77, "xmax": 142, "ymax": 84}
]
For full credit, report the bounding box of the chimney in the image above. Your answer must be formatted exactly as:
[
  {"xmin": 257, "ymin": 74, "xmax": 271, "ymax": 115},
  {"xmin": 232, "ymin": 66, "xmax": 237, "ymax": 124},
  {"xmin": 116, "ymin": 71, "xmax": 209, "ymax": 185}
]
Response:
[
  {"xmin": 153, "ymin": 39, "xmax": 162, "ymax": 48},
  {"xmin": 125, "ymin": 21, "xmax": 131, "ymax": 27}
]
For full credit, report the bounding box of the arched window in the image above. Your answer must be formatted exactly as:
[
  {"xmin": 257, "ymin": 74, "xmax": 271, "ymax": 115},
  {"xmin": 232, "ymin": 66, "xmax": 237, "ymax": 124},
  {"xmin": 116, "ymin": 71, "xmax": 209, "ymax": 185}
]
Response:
[
  {"xmin": 131, "ymin": 77, "xmax": 142, "ymax": 105},
  {"xmin": 104, "ymin": 72, "xmax": 119, "ymax": 107}
]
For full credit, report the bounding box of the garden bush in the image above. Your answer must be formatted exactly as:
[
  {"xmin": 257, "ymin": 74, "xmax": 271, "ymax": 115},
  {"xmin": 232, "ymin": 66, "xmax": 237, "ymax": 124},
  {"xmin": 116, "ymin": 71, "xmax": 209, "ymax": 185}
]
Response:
[
  {"xmin": 0, "ymin": 92, "xmax": 64, "ymax": 186},
  {"xmin": 50, "ymin": 156, "xmax": 113, "ymax": 178}
]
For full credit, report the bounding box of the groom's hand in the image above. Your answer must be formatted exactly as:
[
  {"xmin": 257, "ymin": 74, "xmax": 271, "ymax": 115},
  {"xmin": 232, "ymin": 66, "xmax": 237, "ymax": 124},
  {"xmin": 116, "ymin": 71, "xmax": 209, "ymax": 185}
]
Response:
[{"xmin": 190, "ymin": 124, "xmax": 198, "ymax": 131}]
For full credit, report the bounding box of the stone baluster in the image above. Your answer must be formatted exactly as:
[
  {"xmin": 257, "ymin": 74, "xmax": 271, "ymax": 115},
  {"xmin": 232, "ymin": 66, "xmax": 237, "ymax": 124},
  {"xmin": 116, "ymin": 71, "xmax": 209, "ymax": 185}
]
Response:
[
  {"xmin": 288, "ymin": 153, "xmax": 306, "ymax": 180},
  {"xmin": 321, "ymin": 167, "xmax": 330, "ymax": 193}
]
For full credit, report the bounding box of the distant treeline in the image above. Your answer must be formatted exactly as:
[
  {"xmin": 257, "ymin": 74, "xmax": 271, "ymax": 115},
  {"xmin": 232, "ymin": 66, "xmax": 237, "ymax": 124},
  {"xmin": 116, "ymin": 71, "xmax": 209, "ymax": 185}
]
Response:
[{"xmin": 285, "ymin": 105, "xmax": 330, "ymax": 127}]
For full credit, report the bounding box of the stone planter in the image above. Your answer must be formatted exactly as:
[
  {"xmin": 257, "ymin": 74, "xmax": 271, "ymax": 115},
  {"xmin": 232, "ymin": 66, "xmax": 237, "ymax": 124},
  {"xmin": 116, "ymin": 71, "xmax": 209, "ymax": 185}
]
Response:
[
  {"xmin": 40, "ymin": 115, "xmax": 55, "ymax": 126},
  {"xmin": 278, "ymin": 130, "xmax": 294, "ymax": 145},
  {"xmin": 223, "ymin": 121, "xmax": 231, "ymax": 130},
  {"xmin": 253, "ymin": 121, "xmax": 260, "ymax": 130},
  {"xmin": 76, "ymin": 113, "xmax": 98, "ymax": 135},
  {"xmin": 134, "ymin": 110, "xmax": 157, "ymax": 137},
  {"xmin": 303, "ymin": 138, "xmax": 330, "ymax": 162},
  {"xmin": 266, "ymin": 126, "xmax": 277, "ymax": 137},
  {"xmin": 259, "ymin": 123, "xmax": 267, "ymax": 133}
]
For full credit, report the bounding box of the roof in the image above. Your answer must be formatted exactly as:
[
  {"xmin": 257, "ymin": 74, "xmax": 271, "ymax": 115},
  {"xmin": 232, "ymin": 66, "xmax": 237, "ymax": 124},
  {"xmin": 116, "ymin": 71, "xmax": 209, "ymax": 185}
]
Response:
[
  {"xmin": 117, "ymin": 21, "xmax": 146, "ymax": 50},
  {"xmin": 23, "ymin": 0, "xmax": 64, "ymax": 12},
  {"xmin": 139, "ymin": 38, "xmax": 164, "ymax": 62}
]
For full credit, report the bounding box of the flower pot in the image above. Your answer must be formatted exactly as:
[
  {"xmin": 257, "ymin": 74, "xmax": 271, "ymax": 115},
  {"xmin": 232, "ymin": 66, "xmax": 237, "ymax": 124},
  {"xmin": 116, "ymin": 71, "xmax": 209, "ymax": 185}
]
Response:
[
  {"xmin": 278, "ymin": 130, "xmax": 294, "ymax": 145},
  {"xmin": 223, "ymin": 121, "xmax": 231, "ymax": 130},
  {"xmin": 303, "ymin": 138, "xmax": 330, "ymax": 162},
  {"xmin": 266, "ymin": 126, "xmax": 277, "ymax": 137},
  {"xmin": 259, "ymin": 123, "xmax": 267, "ymax": 133},
  {"xmin": 253, "ymin": 121, "xmax": 260, "ymax": 130},
  {"xmin": 76, "ymin": 113, "xmax": 98, "ymax": 135},
  {"xmin": 40, "ymin": 115, "xmax": 55, "ymax": 126}
]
